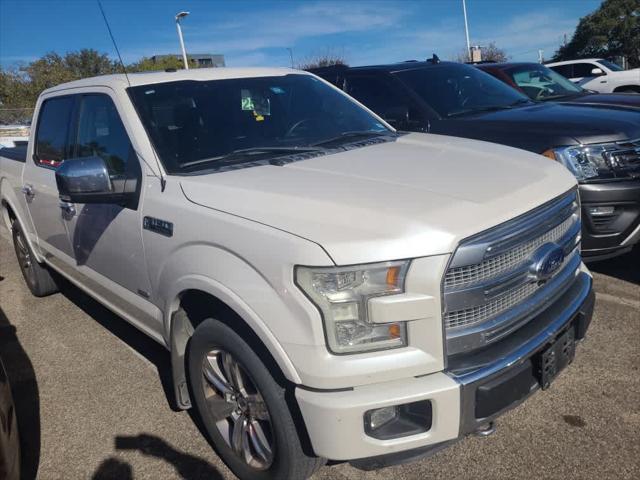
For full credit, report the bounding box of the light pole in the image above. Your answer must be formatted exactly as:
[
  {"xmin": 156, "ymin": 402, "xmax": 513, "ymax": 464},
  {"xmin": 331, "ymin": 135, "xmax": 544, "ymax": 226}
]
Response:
[
  {"xmin": 286, "ymin": 48, "xmax": 294, "ymax": 68},
  {"xmin": 462, "ymin": 0, "xmax": 471, "ymax": 62},
  {"xmin": 175, "ymin": 11, "xmax": 190, "ymax": 69}
]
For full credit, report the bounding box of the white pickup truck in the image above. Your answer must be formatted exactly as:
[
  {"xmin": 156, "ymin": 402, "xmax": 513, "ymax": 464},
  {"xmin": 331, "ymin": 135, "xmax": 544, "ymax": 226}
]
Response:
[{"xmin": 0, "ymin": 68, "xmax": 594, "ymax": 479}]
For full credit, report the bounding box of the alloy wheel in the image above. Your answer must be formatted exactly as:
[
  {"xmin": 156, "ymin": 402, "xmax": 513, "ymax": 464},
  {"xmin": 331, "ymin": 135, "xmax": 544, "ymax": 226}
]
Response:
[
  {"xmin": 14, "ymin": 229, "xmax": 33, "ymax": 280},
  {"xmin": 202, "ymin": 348, "xmax": 275, "ymax": 470}
]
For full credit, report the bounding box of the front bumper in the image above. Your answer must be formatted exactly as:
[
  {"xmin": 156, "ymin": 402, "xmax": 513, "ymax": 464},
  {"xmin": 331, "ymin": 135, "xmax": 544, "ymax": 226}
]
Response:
[
  {"xmin": 295, "ymin": 269, "xmax": 594, "ymax": 465},
  {"xmin": 579, "ymin": 180, "xmax": 640, "ymax": 261}
]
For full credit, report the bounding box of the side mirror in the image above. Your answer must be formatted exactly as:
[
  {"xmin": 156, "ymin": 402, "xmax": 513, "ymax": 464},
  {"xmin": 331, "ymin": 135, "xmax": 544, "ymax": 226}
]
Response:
[
  {"xmin": 590, "ymin": 67, "xmax": 604, "ymax": 76},
  {"xmin": 56, "ymin": 156, "xmax": 131, "ymax": 205},
  {"xmin": 383, "ymin": 106, "xmax": 410, "ymax": 129}
]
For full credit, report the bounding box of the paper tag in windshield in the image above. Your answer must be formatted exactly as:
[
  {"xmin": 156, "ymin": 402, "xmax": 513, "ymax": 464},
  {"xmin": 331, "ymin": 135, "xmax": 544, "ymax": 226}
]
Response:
[
  {"xmin": 241, "ymin": 89, "xmax": 271, "ymax": 118},
  {"xmin": 241, "ymin": 90, "xmax": 255, "ymax": 111}
]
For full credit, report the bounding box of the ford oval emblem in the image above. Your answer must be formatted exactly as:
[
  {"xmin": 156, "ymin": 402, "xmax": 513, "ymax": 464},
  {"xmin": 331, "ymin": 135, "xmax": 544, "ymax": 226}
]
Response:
[{"xmin": 530, "ymin": 243, "xmax": 565, "ymax": 282}]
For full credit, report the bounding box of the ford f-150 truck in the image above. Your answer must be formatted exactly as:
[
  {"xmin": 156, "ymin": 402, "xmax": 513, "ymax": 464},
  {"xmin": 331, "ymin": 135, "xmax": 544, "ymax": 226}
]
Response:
[{"xmin": 0, "ymin": 68, "xmax": 594, "ymax": 480}]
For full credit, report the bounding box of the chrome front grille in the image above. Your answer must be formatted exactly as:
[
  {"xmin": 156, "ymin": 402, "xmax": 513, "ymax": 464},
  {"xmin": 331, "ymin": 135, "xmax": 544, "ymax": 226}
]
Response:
[
  {"xmin": 445, "ymin": 282, "xmax": 538, "ymax": 329},
  {"xmin": 444, "ymin": 215, "xmax": 574, "ymax": 288},
  {"xmin": 443, "ymin": 189, "xmax": 582, "ymax": 355},
  {"xmin": 606, "ymin": 138, "xmax": 640, "ymax": 175}
]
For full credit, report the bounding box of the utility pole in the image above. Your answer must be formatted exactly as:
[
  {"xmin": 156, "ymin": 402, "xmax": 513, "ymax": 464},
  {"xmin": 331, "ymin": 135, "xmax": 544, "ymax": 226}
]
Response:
[
  {"xmin": 175, "ymin": 11, "xmax": 190, "ymax": 69},
  {"xmin": 286, "ymin": 48, "xmax": 294, "ymax": 68},
  {"xmin": 462, "ymin": 0, "xmax": 471, "ymax": 61}
]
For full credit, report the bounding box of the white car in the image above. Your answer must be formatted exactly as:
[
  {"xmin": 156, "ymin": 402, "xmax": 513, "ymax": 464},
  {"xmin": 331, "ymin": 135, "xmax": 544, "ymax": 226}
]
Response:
[
  {"xmin": 546, "ymin": 58, "xmax": 640, "ymax": 93},
  {"xmin": 0, "ymin": 68, "xmax": 594, "ymax": 479}
]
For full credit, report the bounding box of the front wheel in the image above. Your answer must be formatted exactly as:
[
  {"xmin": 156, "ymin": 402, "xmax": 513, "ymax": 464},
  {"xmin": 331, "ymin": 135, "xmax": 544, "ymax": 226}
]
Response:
[
  {"xmin": 614, "ymin": 86, "xmax": 640, "ymax": 94},
  {"xmin": 187, "ymin": 318, "xmax": 325, "ymax": 480}
]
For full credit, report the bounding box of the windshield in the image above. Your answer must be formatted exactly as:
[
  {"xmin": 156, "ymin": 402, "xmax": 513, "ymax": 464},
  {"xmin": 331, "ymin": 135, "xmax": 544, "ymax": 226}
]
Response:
[
  {"xmin": 505, "ymin": 64, "xmax": 583, "ymax": 100},
  {"xmin": 393, "ymin": 64, "xmax": 531, "ymax": 118},
  {"xmin": 597, "ymin": 59, "xmax": 623, "ymax": 72},
  {"xmin": 128, "ymin": 74, "xmax": 390, "ymax": 173}
]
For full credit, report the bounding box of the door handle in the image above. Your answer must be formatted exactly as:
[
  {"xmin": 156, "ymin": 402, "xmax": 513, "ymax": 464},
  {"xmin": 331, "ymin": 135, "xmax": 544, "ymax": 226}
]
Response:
[
  {"xmin": 21, "ymin": 184, "xmax": 34, "ymax": 198},
  {"xmin": 59, "ymin": 201, "xmax": 76, "ymax": 217}
]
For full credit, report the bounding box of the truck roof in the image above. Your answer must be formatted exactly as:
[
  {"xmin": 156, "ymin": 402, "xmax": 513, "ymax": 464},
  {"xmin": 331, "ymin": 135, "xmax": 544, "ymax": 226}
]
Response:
[{"xmin": 43, "ymin": 67, "xmax": 306, "ymax": 94}]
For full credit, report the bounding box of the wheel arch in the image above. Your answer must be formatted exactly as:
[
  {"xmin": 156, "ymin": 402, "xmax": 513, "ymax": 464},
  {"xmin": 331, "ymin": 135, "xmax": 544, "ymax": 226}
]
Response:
[
  {"xmin": 613, "ymin": 85, "xmax": 640, "ymax": 93},
  {"xmin": 0, "ymin": 196, "xmax": 16, "ymax": 232},
  {"xmin": 0, "ymin": 192, "xmax": 43, "ymax": 262},
  {"xmin": 165, "ymin": 278, "xmax": 302, "ymax": 410}
]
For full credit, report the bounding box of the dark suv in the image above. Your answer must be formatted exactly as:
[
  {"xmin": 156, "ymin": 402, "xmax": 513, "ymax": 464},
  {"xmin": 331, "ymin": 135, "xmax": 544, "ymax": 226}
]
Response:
[{"xmin": 310, "ymin": 61, "xmax": 640, "ymax": 261}]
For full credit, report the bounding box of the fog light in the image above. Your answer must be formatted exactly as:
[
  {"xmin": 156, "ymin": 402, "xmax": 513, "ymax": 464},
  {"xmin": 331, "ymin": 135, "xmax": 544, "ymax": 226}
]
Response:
[
  {"xmin": 588, "ymin": 206, "xmax": 615, "ymax": 216},
  {"xmin": 366, "ymin": 406, "xmax": 398, "ymax": 430},
  {"xmin": 364, "ymin": 400, "xmax": 432, "ymax": 440}
]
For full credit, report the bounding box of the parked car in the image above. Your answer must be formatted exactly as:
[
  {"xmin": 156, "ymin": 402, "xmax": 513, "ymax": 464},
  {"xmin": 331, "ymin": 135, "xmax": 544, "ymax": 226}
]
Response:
[
  {"xmin": 0, "ymin": 356, "xmax": 20, "ymax": 480},
  {"xmin": 310, "ymin": 61, "xmax": 640, "ymax": 261},
  {"xmin": 545, "ymin": 58, "xmax": 640, "ymax": 94},
  {"xmin": 0, "ymin": 68, "xmax": 595, "ymax": 480},
  {"xmin": 477, "ymin": 62, "xmax": 640, "ymax": 110}
]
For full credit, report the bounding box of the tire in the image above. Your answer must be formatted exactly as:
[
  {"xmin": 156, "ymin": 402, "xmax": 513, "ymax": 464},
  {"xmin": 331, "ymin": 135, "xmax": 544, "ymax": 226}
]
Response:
[
  {"xmin": 614, "ymin": 86, "xmax": 640, "ymax": 94},
  {"xmin": 11, "ymin": 220, "xmax": 58, "ymax": 297},
  {"xmin": 187, "ymin": 318, "xmax": 325, "ymax": 480}
]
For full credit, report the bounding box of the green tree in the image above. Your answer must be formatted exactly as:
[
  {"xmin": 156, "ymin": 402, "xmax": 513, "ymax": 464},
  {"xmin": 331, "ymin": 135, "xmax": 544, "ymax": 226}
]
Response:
[
  {"xmin": 296, "ymin": 48, "xmax": 348, "ymax": 69},
  {"xmin": 1, "ymin": 49, "xmax": 118, "ymax": 111},
  {"xmin": 553, "ymin": 0, "xmax": 640, "ymax": 68},
  {"xmin": 128, "ymin": 55, "xmax": 200, "ymax": 72}
]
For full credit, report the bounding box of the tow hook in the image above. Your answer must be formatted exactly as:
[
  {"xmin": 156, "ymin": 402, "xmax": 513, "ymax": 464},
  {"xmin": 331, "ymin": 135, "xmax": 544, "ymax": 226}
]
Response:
[{"xmin": 473, "ymin": 421, "xmax": 496, "ymax": 437}]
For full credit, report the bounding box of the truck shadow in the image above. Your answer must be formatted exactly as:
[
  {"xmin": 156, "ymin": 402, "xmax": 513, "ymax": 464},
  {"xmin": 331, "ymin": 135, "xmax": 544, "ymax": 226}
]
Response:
[
  {"xmin": 589, "ymin": 246, "xmax": 640, "ymax": 285},
  {"xmin": 54, "ymin": 276, "xmax": 178, "ymax": 410},
  {"xmin": 0, "ymin": 306, "xmax": 40, "ymax": 480},
  {"xmin": 91, "ymin": 434, "xmax": 224, "ymax": 480},
  {"xmin": 54, "ymin": 280, "xmax": 226, "ymax": 477}
]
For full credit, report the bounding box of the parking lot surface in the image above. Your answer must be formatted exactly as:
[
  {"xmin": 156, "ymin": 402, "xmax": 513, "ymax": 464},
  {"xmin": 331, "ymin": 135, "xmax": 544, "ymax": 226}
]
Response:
[{"xmin": 0, "ymin": 230, "xmax": 638, "ymax": 480}]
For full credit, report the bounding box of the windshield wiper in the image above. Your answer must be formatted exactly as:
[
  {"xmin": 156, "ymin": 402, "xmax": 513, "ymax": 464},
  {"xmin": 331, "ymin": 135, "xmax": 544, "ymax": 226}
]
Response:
[
  {"xmin": 311, "ymin": 130, "xmax": 396, "ymax": 147},
  {"xmin": 448, "ymin": 100, "xmax": 531, "ymax": 117},
  {"xmin": 180, "ymin": 146, "xmax": 325, "ymax": 169},
  {"xmin": 508, "ymin": 98, "xmax": 532, "ymax": 107}
]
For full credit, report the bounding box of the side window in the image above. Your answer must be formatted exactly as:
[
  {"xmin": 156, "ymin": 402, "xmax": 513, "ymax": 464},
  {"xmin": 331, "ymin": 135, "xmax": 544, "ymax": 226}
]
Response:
[
  {"xmin": 550, "ymin": 64, "xmax": 573, "ymax": 79},
  {"xmin": 73, "ymin": 94, "xmax": 132, "ymax": 176},
  {"xmin": 346, "ymin": 75, "xmax": 406, "ymax": 116},
  {"xmin": 34, "ymin": 96, "xmax": 74, "ymax": 168},
  {"xmin": 572, "ymin": 63, "xmax": 599, "ymax": 78},
  {"xmin": 345, "ymin": 75, "xmax": 424, "ymax": 129}
]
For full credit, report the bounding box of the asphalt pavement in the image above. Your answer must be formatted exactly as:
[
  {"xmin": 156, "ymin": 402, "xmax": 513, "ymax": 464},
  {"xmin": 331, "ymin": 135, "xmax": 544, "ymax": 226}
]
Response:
[{"xmin": 0, "ymin": 229, "xmax": 638, "ymax": 480}]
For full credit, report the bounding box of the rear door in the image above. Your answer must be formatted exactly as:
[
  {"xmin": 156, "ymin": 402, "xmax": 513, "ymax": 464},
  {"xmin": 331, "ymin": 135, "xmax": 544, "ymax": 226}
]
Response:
[{"xmin": 23, "ymin": 95, "xmax": 76, "ymax": 260}]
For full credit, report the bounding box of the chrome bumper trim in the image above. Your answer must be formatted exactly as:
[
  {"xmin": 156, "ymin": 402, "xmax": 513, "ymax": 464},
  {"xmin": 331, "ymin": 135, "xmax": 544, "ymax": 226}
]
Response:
[{"xmin": 449, "ymin": 270, "xmax": 592, "ymax": 386}]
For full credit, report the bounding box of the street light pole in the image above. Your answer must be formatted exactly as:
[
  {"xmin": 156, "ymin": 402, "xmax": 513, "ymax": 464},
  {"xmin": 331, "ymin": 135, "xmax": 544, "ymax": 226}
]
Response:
[
  {"xmin": 175, "ymin": 11, "xmax": 190, "ymax": 69},
  {"xmin": 286, "ymin": 48, "xmax": 294, "ymax": 68},
  {"xmin": 462, "ymin": 0, "xmax": 471, "ymax": 62}
]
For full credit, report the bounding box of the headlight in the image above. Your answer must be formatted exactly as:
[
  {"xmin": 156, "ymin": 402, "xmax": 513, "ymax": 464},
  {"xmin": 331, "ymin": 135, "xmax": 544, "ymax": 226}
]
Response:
[
  {"xmin": 296, "ymin": 261, "xmax": 410, "ymax": 354},
  {"xmin": 543, "ymin": 145, "xmax": 612, "ymax": 181}
]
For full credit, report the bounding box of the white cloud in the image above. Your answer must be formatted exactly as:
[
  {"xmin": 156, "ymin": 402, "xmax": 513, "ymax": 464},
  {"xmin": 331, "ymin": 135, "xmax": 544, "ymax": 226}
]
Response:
[
  {"xmin": 115, "ymin": 3, "xmax": 582, "ymax": 68},
  {"xmin": 184, "ymin": 1, "xmax": 409, "ymax": 54}
]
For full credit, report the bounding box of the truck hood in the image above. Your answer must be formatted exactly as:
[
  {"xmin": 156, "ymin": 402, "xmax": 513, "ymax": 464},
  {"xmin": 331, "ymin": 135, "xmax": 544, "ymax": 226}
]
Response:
[
  {"xmin": 613, "ymin": 68, "xmax": 640, "ymax": 80},
  {"xmin": 433, "ymin": 102, "xmax": 640, "ymax": 153},
  {"xmin": 180, "ymin": 133, "xmax": 577, "ymax": 265},
  {"xmin": 562, "ymin": 92, "xmax": 640, "ymax": 111}
]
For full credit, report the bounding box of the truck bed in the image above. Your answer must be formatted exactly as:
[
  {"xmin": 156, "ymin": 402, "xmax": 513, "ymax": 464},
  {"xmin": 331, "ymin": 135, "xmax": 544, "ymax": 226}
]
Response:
[{"xmin": 0, "ymin": 145, "xmax": 27, "ymax": 162}]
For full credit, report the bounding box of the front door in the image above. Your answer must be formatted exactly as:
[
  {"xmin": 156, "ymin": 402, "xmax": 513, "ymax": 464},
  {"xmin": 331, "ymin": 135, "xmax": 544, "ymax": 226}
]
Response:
[{"xmin": 61, "ymin": 93, "xmax": 152, "ymax": 302}]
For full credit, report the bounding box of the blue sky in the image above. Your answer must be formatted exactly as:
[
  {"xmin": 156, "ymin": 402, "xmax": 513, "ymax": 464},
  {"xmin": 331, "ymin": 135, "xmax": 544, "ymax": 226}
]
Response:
[{"xmin": 0, "ymin": 0, "xmax": 602, "ymax": 68}]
